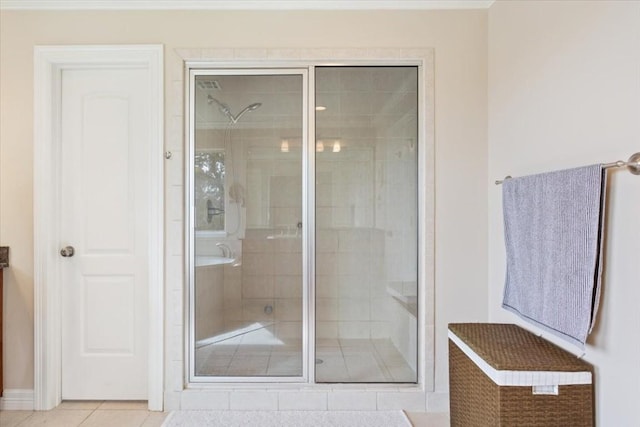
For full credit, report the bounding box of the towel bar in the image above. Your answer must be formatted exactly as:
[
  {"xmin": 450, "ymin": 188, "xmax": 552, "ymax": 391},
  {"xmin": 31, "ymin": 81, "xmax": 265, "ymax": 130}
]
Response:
[{"xmin": 495, "ymin": 152, "xmax": 640, "ymax": 185}]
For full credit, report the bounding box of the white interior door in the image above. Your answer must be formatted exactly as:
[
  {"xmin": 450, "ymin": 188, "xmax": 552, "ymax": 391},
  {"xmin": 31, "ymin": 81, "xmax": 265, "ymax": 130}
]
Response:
[{"xmin": 60, "ymin": 67, "xmax": 150, "ymax": 400}]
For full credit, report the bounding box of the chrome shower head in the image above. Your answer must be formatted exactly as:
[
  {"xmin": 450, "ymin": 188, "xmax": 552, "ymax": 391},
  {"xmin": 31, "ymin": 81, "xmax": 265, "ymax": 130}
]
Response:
[
  {"xmin": 207, "ymin": 96, "xmax": 262, "ymax": 124},
  {"xmin": 234, "ymin": 102, "xmax": 262, "ymax": 123},
  {"xmin": 207, "ymin": 95, "xmax": 233, "ymax": 120}
]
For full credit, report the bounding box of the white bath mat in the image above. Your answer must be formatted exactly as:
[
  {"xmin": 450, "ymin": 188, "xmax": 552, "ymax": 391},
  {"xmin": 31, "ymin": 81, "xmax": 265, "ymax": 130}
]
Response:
[{"xmin": 162, "ymin": 410, "xmax": 412, "ymax": 427}]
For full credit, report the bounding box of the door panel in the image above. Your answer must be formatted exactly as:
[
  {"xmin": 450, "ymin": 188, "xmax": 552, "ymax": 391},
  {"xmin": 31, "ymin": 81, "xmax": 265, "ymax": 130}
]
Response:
[
  {"xmin": 83, "ymin": 275, "xmax": 135, "ymax": 354},
  {"xmin": 314, "ymin": 66, "xmax": 419, "ymax": 383},
  {"xmin": 191, "ymin": 71, "xmax": 306, "ymax": 381},
  {"xmin": 61, "ymin": 68, "xmax": 149, "ymax": 399},
  {"xmin": 82, "ymin": 94, "xmax": 134, "ymax": 253}
]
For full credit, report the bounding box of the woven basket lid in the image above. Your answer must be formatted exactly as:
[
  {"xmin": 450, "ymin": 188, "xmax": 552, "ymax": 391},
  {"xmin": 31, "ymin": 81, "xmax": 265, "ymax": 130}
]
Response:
[{"xmin": 449, "ymin": 323, "xmax": 593, "ymax": 372}]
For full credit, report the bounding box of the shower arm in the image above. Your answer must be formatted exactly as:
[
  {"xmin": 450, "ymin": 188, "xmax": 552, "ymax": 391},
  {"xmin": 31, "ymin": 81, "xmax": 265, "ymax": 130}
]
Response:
[{"xmin": 207, "ymin": 95, "xmax": 261, "ymax": 125}]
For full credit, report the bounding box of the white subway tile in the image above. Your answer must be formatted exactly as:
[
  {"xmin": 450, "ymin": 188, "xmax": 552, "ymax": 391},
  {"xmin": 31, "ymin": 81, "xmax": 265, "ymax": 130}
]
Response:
[
  {"xmin": 273, "ymin": 237, "xmax": 302, "ymax": 253},
  {"xmin": 166, "ymin": 255, "xmax": 184, "ymax": 291},
  {"xmin": 167, "ymin": 220, "xmax": 184, "ymax": 256},
  {"xmin": 426, "ymin": 392, "xmax": 449, "ymax": 413},
  {"xmin": 377, "ymin": 391, "xmax": 425, "ymax": 411},
  {"xmin": 338, "ymin": 252, "xmax": 371, "ymax": 277},
  {"xmin": 316, "ymin": 298, "xmax": 338, "ymax": 321},
  {"xmin": 167, "ymin": 185, "xmax": 183, "ymax": 221},
  {"xmin": 164, "ymin": 391, "xmax": 181, "ymax": 411},
  {"xmin": 181, "ymin": 391, "xmax": 229, "ymax": 410},
  {"xmin": 242, "ymin": 275, "xmax": 275, "ymax": 298},
  {"xmin": 233, "ymin": 48, "xmax": 268, "ymax": 59},
  {"xmin": 338, "ymin": 298, "xmax": 370, "ymax": 321},
  {"xmin": 242, "ymin": 236, "xmax": 273, "ymax": 253},
  {"xmin": 316, "ymin": 229, "xmax": 338, "ymax": 253},
  {"xmin": 316, "ymin": 321, "xmax": 338, "ymax": 339},
  {"xmin": 174, "ymin": 48, "xmax": 202, "ymax": 60},
  {"xmin": 315, "ymin": 275, "xmax": 338, "ymax": 298},
  {"xmin": 278, "ymin": 392, "xmax": 327, "ymax": 410},
  {"xmin": 276, "ymin": 321, "xmax": 303, "ymax": 340},
  {"xmin": 338, "ymin": 229, "xmax": 371, "ymax": 253},
  {"xmin": 170, "ymin": 289, "xmax": 183, "ymax": 326},
  {"xmin": 267, "ymin": 48, "xmax": 302, "ymax": 60},
  {"xmin": 166, "ymin": 52, "xmax": 184, "ymax": 82},
  {"xmin": 165, "ymin": 150, "xmax": 184, "ymax": 186},
  {"xmin": 165, "ymin": 115, "xmax": 185, "ymax": 151},
  {"xmin": 275, "ymin": 297, "xmax": 303, "ymax": 321},
  {"xmin": 273, "ymin": 252, "xmax": 302, "ymax": 276},
  {"xmin": 165, "ymin": 79, "xmax": 183, "ymax": 117},
  {"xmin": 316, "ymin": 253, "xmax": 338, "ymax": 276},
  {"xmin": 167, "ymin": 324, "xmax": 183, "ymax": 362},
  {"xmin": 201, "ymin": 48, "xmax": 234, "ymax": 59},
  {"xmin": 166, "ymin": 361, "xmax": 184, "ymax": 392},
  {"xmin": 339, "ymin": 321, "xmax": 370, "ymax": 339},
  {"xmin": 327, "ymin": 391, "xmax": 376, "ymax": 410},
  {"xmin": 369, "ymin": 321, "xmax": 391, "ymax": 339},
  {"xmin": 230, "ymin": 391, "xmax": 277, "ymax": 410},
  {"xmin": 274, "ymin": 275, "xmax": 303, "ymax": 298}
]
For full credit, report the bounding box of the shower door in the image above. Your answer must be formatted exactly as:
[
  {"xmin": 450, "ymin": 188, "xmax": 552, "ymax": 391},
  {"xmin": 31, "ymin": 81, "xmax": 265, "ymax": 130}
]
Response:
[
  {"xmin": 314, "ymin": 67, "xmax": 418, "ymax": 383},
  {"xmin": 188, "ymin": 65, "xmax": 419, "ymax": 385},
  {"xmin": 189, "ymin": 69, "xmax": 308, "ymax": 382}
]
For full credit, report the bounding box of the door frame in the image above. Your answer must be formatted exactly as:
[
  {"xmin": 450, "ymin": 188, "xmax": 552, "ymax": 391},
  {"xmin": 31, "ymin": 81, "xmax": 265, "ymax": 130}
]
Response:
[
  {"xmin": 186, "ymin": 68, "xmax": 311, "ymax": 384},
  {"xmin": 33, "ymin": 45, "xmax": 164, "ymax": 410}
]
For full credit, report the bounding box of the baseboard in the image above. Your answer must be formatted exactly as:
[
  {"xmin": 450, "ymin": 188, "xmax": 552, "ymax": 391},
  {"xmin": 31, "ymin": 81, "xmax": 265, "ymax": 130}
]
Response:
[{"xmin": 0, "ymin": 389, "xmax": 35, "ymax": 410}]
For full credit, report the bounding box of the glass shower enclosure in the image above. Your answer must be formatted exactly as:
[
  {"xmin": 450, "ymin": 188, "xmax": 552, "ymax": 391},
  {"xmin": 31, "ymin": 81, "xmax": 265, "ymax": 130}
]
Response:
[{"xmin": 188, "ymin": 66, "xmax": 418, "ymax": 384}]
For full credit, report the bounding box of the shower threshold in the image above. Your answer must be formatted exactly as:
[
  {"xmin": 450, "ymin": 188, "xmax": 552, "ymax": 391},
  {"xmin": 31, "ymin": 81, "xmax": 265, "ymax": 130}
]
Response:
[{"xmin": 196, "ymin": 321, "xmax": 277, "ymax": 348}]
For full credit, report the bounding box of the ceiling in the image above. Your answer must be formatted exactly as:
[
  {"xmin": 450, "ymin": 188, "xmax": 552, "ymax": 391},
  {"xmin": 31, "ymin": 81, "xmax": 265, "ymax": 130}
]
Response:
[{"xmin": 0, "ymin": 0, "xmax": 495, "ymax": 10}]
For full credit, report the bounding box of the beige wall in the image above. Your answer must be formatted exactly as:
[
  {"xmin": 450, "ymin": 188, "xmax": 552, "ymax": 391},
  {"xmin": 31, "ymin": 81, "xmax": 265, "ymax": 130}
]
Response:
[
  {"xmin": 0, "ymin": 9, "xmax": 489, "ymax": 398},
  {"xmin": 488, "ymin": 1, "xmax": 640, "ymax": 424}
]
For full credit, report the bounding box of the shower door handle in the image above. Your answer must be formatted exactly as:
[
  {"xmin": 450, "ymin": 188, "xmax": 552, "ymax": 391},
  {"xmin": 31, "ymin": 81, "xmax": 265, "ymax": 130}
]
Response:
[{"xmin": 60, "ymin": 246, "xmax": 75, "ymax": 257}]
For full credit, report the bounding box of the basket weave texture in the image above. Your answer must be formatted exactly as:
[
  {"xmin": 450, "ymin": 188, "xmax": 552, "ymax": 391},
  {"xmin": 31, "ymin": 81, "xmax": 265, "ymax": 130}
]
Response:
[{"xmin": 448, "ymin": 323, "xmax": 594, "ymax": 427}]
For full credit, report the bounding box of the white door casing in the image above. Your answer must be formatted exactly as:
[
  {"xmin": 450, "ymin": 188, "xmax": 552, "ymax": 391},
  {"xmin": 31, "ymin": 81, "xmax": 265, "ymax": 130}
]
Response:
[{"xmin": 34, "ymin": 46, "xmax": 163, "ymax": 410}]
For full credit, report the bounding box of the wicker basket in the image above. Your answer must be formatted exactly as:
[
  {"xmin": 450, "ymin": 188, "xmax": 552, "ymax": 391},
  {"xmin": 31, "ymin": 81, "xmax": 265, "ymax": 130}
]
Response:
[{"xmin": 448, "ymin": 323, "xmax": 594, "ymax": 426}]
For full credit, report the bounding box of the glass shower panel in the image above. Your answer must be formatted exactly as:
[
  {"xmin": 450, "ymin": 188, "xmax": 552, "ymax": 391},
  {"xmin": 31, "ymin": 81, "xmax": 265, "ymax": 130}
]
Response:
[
  {"xmin": 315, "ymin": 67, "xmax": 418, "ymax": 383},
  {"xmin": 192, "ymin": 72, "xmax": 304, "ymax": 378}
]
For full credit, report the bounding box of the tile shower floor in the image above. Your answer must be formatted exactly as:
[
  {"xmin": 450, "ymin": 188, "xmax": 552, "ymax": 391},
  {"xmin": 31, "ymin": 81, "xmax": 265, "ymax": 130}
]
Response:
[{"xmin": 196, "ymin": 327, "xmax": 415, "ymax": 382}]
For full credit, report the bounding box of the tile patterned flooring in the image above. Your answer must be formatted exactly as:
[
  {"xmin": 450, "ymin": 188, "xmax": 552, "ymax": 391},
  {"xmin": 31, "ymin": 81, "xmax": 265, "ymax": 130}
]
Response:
[
  {"xmin": 1, "ymin": 405, "xmax": 449, "ymax": 427},
  {"xmin": 0, "ymin": 401, "xmax": 167, "ymax": 427},
  {"xmin": 196, "ymin": 333, "xmax": 416, "ymax": 383},
  {"xmin": 2, "ymin": 334, "xmax": 432, "ymax": 426}
]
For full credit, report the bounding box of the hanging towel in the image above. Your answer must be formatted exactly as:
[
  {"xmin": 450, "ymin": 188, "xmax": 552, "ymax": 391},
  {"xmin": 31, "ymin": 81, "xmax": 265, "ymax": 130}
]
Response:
[{"xmin": 501, "ymin": 164, "xmax": 606, "ymax": 348}]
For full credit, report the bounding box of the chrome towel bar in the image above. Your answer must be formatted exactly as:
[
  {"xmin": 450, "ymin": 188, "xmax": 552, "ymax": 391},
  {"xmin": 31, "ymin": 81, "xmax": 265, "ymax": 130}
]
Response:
[{"xmin": 495, "ymin": 152, "xmax": 640, "ymax": 185}]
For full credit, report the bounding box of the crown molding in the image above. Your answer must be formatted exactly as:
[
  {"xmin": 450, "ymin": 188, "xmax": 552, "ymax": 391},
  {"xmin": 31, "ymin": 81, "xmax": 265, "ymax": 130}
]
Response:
[{"xmin": 0, "ymin": 0, "xmax": 495, "ymax": 11}]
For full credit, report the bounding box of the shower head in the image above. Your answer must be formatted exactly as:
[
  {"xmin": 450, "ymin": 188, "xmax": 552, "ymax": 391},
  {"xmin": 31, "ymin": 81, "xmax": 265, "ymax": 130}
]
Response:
[
  {"xmin": 207, "ymin": 95, "xmax": 233, "ymax": 121},
  {"xmin": 207, "ymin": 95, "xmax": 261, "ymax": 124},
  {"xmin": 234, "ymin": 102, "xmax": 262, "ymax": 123},
  {"xmin": 207, "ymin": 95, "xmax": 262, "ymax": 125}
]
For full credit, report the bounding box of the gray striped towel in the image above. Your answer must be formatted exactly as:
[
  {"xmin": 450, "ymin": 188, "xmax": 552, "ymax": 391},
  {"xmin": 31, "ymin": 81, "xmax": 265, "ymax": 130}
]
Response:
[{"xmin": 501, "ymin": 164, "xmax": 606, "ymax": 348}]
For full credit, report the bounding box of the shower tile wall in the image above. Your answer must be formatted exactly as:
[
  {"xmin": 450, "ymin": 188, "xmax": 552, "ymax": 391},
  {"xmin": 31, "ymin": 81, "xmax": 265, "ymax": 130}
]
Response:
[
  {"xmin": 375, "ymin": 108, "xmax": 418, "ymax": 371},
  {"xmin": 316, "ymin": 228, "xmax": 389, "ymax": 340},
  {"xmin": 195, "ymin": 265, "xmax": 224, "ymax": 341},
  {"xmin": 217, "ymin": 230, "xmax": 395, "ymax": 343},
  {"xmin": 227, "ymin": 230, "xmax": 303, "ymax": 341}
]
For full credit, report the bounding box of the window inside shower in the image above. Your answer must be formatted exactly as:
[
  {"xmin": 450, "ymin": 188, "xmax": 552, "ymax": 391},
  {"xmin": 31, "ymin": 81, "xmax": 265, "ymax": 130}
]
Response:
[
  {"xmin": 188, "ymin": 66, "xmax": 418, "ymax": 384},
  {"xmin": 194, "ymin": 150, "xmax": 225, "ymax": 232}
]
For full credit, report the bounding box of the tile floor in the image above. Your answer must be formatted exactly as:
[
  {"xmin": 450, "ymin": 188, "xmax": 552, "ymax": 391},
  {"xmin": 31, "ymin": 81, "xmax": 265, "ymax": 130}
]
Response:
[
  {"xmin": 196, "ymin": 327, "xmax": 415, "ymax": 382},
  {"xmin": 0, "ymin": 405, "xmax": 448, "ymax": 427},
  {"xmin": 2, "ymin": 333, "xmax": 429, "ymax": 426},
  {"xmin": 0, "ymin": 401, "xmax": 167, "ymax": 427}
]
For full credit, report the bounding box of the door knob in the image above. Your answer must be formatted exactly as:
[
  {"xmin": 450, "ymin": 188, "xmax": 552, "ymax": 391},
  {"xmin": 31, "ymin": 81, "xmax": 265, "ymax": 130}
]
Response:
[{"xmin": 60, "ymin": 246, "xmax": 75, "ymax": 257}]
